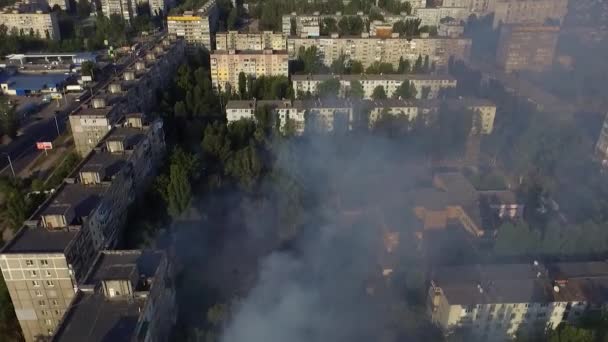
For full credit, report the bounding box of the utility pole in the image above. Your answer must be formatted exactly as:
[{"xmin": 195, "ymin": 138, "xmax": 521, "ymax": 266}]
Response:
[
  {"xmin": 53, "ymin": 111, "xmax": 60, "ymax": 137},
  {"xmin": 3, "ymin": 153, "xmax": 15, "ymax": 178}
]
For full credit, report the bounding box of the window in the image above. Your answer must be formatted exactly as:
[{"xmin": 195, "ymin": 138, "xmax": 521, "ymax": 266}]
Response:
[
  {"xmin": 51, "ymin": 300, "xmax": 58, "ymax": 306},
  {"xmin": 45, "ymin": 319, "xmax": 52, "ymax": 326},
  {"xmin": 54, "ymin": 310, "xmax": 61, "ymax": 316},
  {"xmin": 40, "ymin": 260, "xmax": 49, "ymax": 266},
  {"xmin": 32, "ymin": 280, "xmax": 40, "ymax": 287},
  {"xmin": 30, "ymin": 270, "xmax": 38, "ymax": 277},
  {"xmin": 41, "ymin": 310, "xmax": 48, "ymax": 316},
  {"xmin": 35, "ymin": 290, "xmax": 42, "ymax": 297},
  {"xmin": 25, "ymin": 260, "xmax": 34, "ymax": 266},
  {"xmin": 46, "ymin": 280, "xmax": 54, "ymax": 287},
  {"xmin": 38, "ymin": 300, "xmax": 46, "ymax": 307},
  {"xmin": 45, "ymin": 270, "xmax": 52, "ymax": 277}
]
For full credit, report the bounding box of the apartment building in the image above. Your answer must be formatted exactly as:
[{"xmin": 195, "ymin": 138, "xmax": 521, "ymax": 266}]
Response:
[
  {"xmin": 100, "ymin": 0, "xmax": 137, "ymax": 22},
  {"xmin": 52, "ymin": 250, "xmax": 176, "ymax": 342},
  {"xmin": 215, "ymin": 31, "xmax": 288, "ymax": 51},
  {"xmin": 492, "ymin": 0, "xmax": 569, "ymax": 28},
  {"xmin": 226, "ymin": 97, "xmax": 496, "ymax": 136},
  {"xmin": 210, "ymin": 49, "xmax": 289, "ymax": 91},
  {"xmin": 429, "ymin": 262, "xmax": 608, "ymax": 341},
  {"xmin": 44, "ymin": 0, "xmax": 69, "ymax": 10},
  {"xmin": 414, "ymin": 6, "xmax": 469, "ymax": 27},
  {"xmin": 70, "ymin": 37, "xmax": 184, "ymax": 157},
  {"xmin": 292, "ymin": 74, "xmax": 457, "ymax": 100},
  {"xmin": 438, "ymin": 20, "xmax": 465, "ymax": 37},
  {"xmin": 0, "ymin": 7, "xmax": 60, "ymax": 40},
  {"xmin": 282, "ymin": 13, "xmax": 321, "ymax": 37},
  {"xmin": 496, "ymin": 24, "xmax": 560, "ymax": 73},
  {"xmin": 0, "ymin": 115, "xmax": 165, "ymax": 342},
  {"xmin": 167, "ymin": 0, "xmax": 218, "ymax": 50},
  {"xmin": 287, "ymin": 35, "xmax": 472, "ymax": 70}
]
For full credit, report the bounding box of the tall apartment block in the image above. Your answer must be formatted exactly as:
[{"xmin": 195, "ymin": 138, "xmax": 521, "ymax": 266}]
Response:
[
  {"xmin": 215, "ymin": 31, "xmax": 288, "ymax": 51},
  {"xmin": 0, "ymin": 114, "xmax": 166, "ymax": 342},
  {"xmin": 492, "ymin": 0, "xmax": 569, "ymax": 28},
  {"xmin": 429, "ymin": 262, "xmax": 608, "ymax": 341},
  {"xmin": 52, "ymin": 250, "xmax": 176, "ymax": 342},
  {"xmin": 287, "ymin": 35, "xmax": 472, "ymax": 70},
  {"xmin": 70, "ymin": 36, "xmax": 184, "ymax": 157},
  {"xmin": 167, "ymin": 0, "xmax": 218, "ymax": 51},
  {"xmin": 210, "ymin": 49, "xmax": 289, "ymax": 91},
  {"xmin": 292, "ymin": 74, "xmax": 458, "ymax": 100},
  {"xmin": 0, "ymin": 6, "xmax": 60, "ymax": 40},
  {"xmin": 100, "ymin": 0, "xmax": 137, "ymax": 22},
  {"xmin": 496, "ymin": 24, "xmax": 559, "ymax": 73}
]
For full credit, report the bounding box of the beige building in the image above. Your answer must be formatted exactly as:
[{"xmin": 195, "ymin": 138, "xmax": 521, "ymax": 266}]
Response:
[
  {"xmin": 292, "ymin": 74, "xmax": 457, "ymax": 100},
  {"xmin": 215, "ymin": 31, "xmax": 287, "ymax": 51},
  {"xmin": 414, "ymin": 6, "xmax": 469, "ymax": 27},
  {"xmin": 493, "ymin": 0, "xmax": 569, "ymax": 28},
  {"xmin": 429, "ymin": 262, "xmax": 608, "ymax": 341},
  {"xmin": 226, "ymin": 97, "xmax": 495, "ymax": 135},
  {"xmin": 287, "ymin": 35, "xmax": 471, "ymax": 70},
  {"xmin": 52, "ymin": 250, "xmax": 176, "ymax": 342},
  {"xmin": 100, "ymin": 0, "xmax": 137, "ymax": 22},
  {"xmin": 70, "ymin": 36, "xmax": 184, "ymax": 157},
  {"xmin": 496, "ymin": 24, "xmax": 560, "ymax": 73},
  {"xmin": 0, "ymin": 114, "xmax": 165, "ymax": 342},
  {"xmin": 210, "ymin": 49, "xmax": 289, "ymax": 91},
  {"xmin": 0, "ymin": 7, "xmax": 60, "ymax": 40},
  {"xmin": 167, "ymin": 0, "xmax": 218, "ymax": 51}
]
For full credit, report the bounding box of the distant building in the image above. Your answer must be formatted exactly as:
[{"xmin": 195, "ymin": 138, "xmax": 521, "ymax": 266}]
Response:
[
  {"xmin": 0, "ymin": 7, "xmax": 60, "ymax": 40},
  {"xmin": 167, "ymin": 0, "xmax": 218, "ymax": 51},
  {"xmin": 429, "ymin": 261, "xmax": 608, "ymax": 341},
  {"xmin": 0, "ymin": 73, "xmax": 70, "ymax": 96},
  {"xmin": 414, "ymin": 7, "xmax": 469, "ymax": 27},
  {"xmin": 292, "ymin": 74, "xmax": 457, "ymax": 100},
  {"xmin": 0, "ymin": 115, "xmax": 165, "ymax": 342},
  {"xmin": 100, "ymin": 0, "xmax": 137, "ymax": 22},
  {"xmin": 52, "ymin": 250, "xmax": 176, "ymax": 342},
  {"xmin": 209, "ymin": 49, "xmax": 289, "ymax": 91},
  {"xmin": 5, "ymin": 52, "xmax": 96, "ymax": 66},
  {"xmin": 493, "ymin": 0, "xmax": 569, "ymax": 28},
  {"xmin": 287, "ymin": 35, "xmax": 472, "ymax": 70},
  {"xmin": 438, "ymin": 20, "xmax": 465, "ymax": 38},
  {"xmin": 496, "ymin": 24, "xmax": 559, "ymax": 73},
  {"xmin": 215, "ymin": 31, "xmax": 287, "ymax": 51}
]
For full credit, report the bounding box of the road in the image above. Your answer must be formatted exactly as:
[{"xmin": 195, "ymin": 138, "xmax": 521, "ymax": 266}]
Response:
[{"xmin": 0, "ymin": 32, "xmax": 165, "ymax": 178}]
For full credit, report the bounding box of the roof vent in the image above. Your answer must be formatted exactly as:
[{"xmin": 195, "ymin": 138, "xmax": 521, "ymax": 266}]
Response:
[
  {"xmin": 553, "ymin": 286, "xmax": 560, "ymax": 293},
  {"xmin": 92, "ymin": 97, "xmax": 106, "ymax": 109}
]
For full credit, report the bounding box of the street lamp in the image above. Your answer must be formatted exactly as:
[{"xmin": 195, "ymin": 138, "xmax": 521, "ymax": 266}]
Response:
[
  {"xmin": 53, "ymin": 111, "xmax": 60, "ymax": 138},
  {"xmin": 3, "ymin": 153, "xmax": 15, "ymax": 178}
]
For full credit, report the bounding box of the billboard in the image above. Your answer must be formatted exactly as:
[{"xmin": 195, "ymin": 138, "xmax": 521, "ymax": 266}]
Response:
[{"xmin": 36, "ymin": 142, "xmax": 53, "ymax": 150}]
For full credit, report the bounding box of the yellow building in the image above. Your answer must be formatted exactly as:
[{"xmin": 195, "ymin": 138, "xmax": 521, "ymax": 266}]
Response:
[{"xmin": 210, "ymin": 49, "xmax": 289, "ymax": 91}]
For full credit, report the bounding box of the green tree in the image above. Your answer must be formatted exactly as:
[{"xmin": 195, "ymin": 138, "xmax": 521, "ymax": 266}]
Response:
[
  {"xmin": 413, "ymin": 55, "xmax": 423, "ymax": 73},
  {"xmin": 366, "ymin": 61, "xmax": 394, "ymax": 74},
  {"xmin": 0, "ymin": 96, "xmax": 18, "ymax": 139},
  {"xmin": 317, "ymin": 78, "xmax": 341, "ymax": 98},
  {"xmin": 372, "ymin": 85, "xmax": 387, "ymax": 100},
  {"xmin": 349, "ymin": 80, "xmax": 365, "ymax": 99},
  {"xmin": 4, "ymin": 190, "xmax": 27, "ymax": 231},
  {"xmin": 546, "ymin": 324, "xmax": 595, "ymax": 342},
  {"xmin": 227, "ymin": 7, "xmax": 238, "ymax": 30},
  {"xmin": 421, "ymin": 86, "xmax": 431, "ymax": 99},
  {"xmin": 393, "ymin": 81, "xmax": 417, "ymax": 99},
  {"xmin": 80, "ymin": 61, "xmax": 96, "ymax": 78},
  {"xmin": 238, "ymin": 72, "xmax": 247, "ymax": 99},
  {"xmin": 398, "ymin": 57, "xmax": 411, "ymax": 74},
  {"xmin": 166, "ymin": 162, "xmax": 192, "ymax": 218},
  {"xmin": 350, "ymin": 60, "xmax": 364, "ymax": 74}
]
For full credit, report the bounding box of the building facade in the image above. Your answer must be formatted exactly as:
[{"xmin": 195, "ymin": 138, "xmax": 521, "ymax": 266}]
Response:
[
  {"xmin": 429, "ymin": 262, "xmax": 608, "ymax": 341},
  {"xmin": 414, "ymin": 6, "xmax": 469, "ymax": 27},
  {"xmin": 492, "ymin": 0, "xmax": 569, "ymax": 28},
  {"xmin": 210, "ymin": 49, "xmax": 289, "ymax": 91},
  {"xmin": 167, "ymin": 0, "xmax": 218, "ymax": 51},
  {"xmin": 0, "ymin": 8, "xmax": 60, "ymax": 40},
  {"xmin": 215, "ymin": 31, "xmax": 288, "ymax": 51},
  {"xmin": 100, "ymin": 0, "xmax": 137, "ymax": 22},
  {"xmin": 287, "ymin": 35, "xmax": 472, "ymax": 69},
  {"xmin": 292, "ymin": 74, "xmax": 457, "ymax": 100},
  {"xmin": 496, "ymin": 24, "xmax": 560, "ymax": 73},
  {"xmin": 0, "ymin": 115, "xmax": 165, "ymax": 342}
]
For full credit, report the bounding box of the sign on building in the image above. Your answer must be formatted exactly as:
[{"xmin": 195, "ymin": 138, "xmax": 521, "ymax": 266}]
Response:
[{"xmin": 36, "ymin": 142, "xmax": 53, "ymax": 150}]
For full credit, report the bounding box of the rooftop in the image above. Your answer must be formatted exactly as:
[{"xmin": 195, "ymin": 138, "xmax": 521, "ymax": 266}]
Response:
[
  {"xmin": 1, "ymin": 228, "xmax": 77, "ymax": 254},
  {"xmin": 0, "ymin": 73, "xmax": 70, "ymax": 91},
  {"xmin": 291, "ymin": 74, "xmax": 457, "ymax": 81},
  {"xmin": 39, "ymin": 183, "xmax": 107, "ymax": 221},
  {"xmin": 86, "ymin": 250, "xmax": 163, "ymax": 284},
  {"xmin": 79, "ymin": 153, "xmax": 128, "ymax": 180}
]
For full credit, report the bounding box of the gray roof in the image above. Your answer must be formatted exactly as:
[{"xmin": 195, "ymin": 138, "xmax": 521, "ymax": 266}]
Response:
[
  {"xmin": 105, "ymin": 126, "xmax": 146, "ymax": 149},
  {"xmin": 52, "ymin": 292, "xmax": 146, "ymax": 342},
  {"xmin": 225, "ymin": 100, "xmax": 255, "ymax": 110},
  {"xmin": 39, "ymin": 183, "xmax": 107, "ymax": 222},
  {"xmin": 1, "ymin": 228, "xmax": 77, "ymax": 254},
  {"xmin": 86, "ymin": 250, "xmax": 163, "ymax": 285},
  {"xmin": 79, "ymin": 153, "xmax": 128, "ymax": 180}
]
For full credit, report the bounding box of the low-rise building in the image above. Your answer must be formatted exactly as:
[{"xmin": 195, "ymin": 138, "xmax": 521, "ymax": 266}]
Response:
[
  {"xmin": 414, "ymin": 7, "xmax": 469, "ymax": 27},
  {"xmin": 0, "ymin": 7, "xmax": 60, "ymax": 40},
  {"xmin": 210, "ymin": 49, "xmax": 289, "ymax": 91},
  {"xmin": 0, "ymin": 115, "xmax": 165, "ymax": 342},
  {"xmin": 215, "ymin": 31, "xmax": 287, "ymax": 51},
  {"xmin": 100, "ymin": 0, "xmax": 137, "ymax": 22},
  {"xmin": 52, "ymin": 250, "xmax": 176, "ymax": 342},
  {"xmin": 496, "ymin": 24, "xmax": 560, "ymax": 73},
  {"xmin": 292, "ymin": 74, "xmax": 457, "ymax": 100},
  {"xmin": 429, "ymin": 261, "xmax": 608, "ymax": 341},
  {"xmin": 167, "ymin": 0, "xmax": 218, "ymax": 51}
]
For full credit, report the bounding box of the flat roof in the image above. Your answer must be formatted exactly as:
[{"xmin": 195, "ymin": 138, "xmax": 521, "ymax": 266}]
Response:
[
  {"xmin": 291, "ymin": 74, "xmax": 457, "ymax": 81},
  {"xmin": 1, "ymin": 228, "xmax": 77, "ymax": 254},
  {"xmin": 105, "ymin": 126, "xmax": 146, "ymax": 148},
  {"xmin": 1, "ymin": 73, "xmax": 70, "ymax": 91},
  {"xmin": 6, "ymin": 52, "xmax": 95, "ymax": 60},
  {"xmin": 79, "ymin": 153, "xmax": 128, "ymax": 180},
  {"xmin": 86, "ymin": 250, "xmax": 163, "ymax": 284},
  {"xmin": 39, "ymin": 183, "xmax": 107, "ymax": 221}
]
